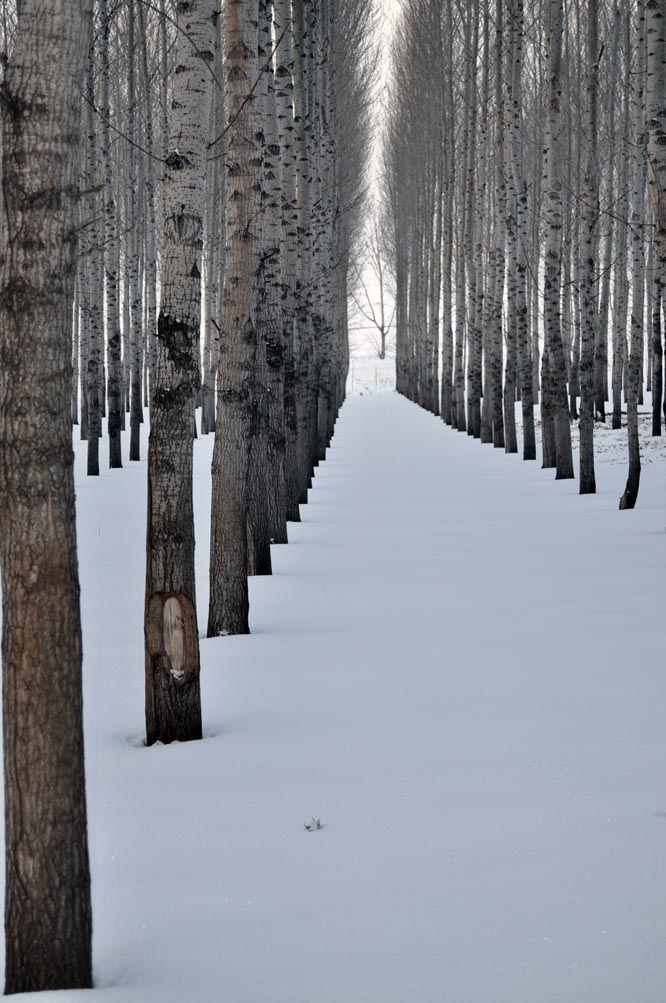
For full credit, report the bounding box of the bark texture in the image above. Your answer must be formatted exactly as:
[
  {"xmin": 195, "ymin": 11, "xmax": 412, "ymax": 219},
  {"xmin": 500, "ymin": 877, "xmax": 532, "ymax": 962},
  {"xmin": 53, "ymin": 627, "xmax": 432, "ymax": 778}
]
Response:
[
  {"xmin": 208, "ymin": 0, "xmax": 260, "ymax": 637},
  {"xmin": 145, "ymin": 0, "xmax": 217, "ymax": 743},
  {"xmin": 0, "ymin": 0, "xmax": 93, "ymax": 991}
]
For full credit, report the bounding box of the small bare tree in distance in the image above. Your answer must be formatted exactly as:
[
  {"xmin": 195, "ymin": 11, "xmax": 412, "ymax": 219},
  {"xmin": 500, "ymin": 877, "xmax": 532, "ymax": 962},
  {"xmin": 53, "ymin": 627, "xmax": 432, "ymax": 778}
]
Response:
[{"xmin": 349, "ymin": 213, "xmax": 396, "ymax": 359}]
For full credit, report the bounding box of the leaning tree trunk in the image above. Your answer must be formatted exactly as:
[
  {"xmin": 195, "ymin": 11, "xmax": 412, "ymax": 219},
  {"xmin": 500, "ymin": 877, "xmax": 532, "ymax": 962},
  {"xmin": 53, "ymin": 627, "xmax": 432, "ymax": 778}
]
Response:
[
  {"xmin": 145, "ymin": 0, "xmax": 217, "ymax": 744},
  {"xmin": 0, "ymin": 0, "xmax": 93, "ymax": 992}
]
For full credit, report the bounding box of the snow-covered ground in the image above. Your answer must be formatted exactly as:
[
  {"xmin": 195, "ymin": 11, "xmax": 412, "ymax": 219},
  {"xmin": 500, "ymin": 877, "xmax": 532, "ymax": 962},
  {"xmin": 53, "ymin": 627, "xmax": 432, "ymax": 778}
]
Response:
[{"xmin": 3, "ymin": 383, "xmax": 666, "ymax": 1002}]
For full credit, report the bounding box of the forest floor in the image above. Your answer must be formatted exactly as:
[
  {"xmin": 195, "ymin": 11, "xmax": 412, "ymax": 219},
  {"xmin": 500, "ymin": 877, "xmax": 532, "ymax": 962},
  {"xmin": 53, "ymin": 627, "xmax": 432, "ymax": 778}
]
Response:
[{"xmin": 4, "ymin": 365, "xmax": 665, "ymax": 1001}]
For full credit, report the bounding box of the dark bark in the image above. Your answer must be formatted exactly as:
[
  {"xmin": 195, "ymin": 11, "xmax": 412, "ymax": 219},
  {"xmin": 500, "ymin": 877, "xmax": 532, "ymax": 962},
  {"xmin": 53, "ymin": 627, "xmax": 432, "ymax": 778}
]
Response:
[
  {"xmin": 0, "ymin": 0, "xmax": 93, "ymax": 991},
  {"xmin": 653, "ymin": 275, "xmax": 663, "ymax": 436},
  {"xmin": 208, "ymin": 0, "xmax": 260, "ymax": 637},
  {"xmin": 144, "ymin": 0, "xmax": 216, "ymax": 742}
]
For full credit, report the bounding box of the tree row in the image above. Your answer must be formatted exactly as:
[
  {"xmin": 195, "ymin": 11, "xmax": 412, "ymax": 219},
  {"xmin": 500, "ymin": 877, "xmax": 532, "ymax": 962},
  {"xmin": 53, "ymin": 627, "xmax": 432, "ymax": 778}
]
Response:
[
  {"xmin": 383, "ymin": 0, "xmax": 665, "ymax": 508},
  {"xmin": 0, "ymin": 0, "xmax": 372, "ymax": 992}
]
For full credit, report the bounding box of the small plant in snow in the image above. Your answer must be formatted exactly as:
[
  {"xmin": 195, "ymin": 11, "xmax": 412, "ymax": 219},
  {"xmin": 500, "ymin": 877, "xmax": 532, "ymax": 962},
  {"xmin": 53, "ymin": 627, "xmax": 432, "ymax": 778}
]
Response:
[{"xmin": 304, "ymin": 818, "xmax": 323, "ymax": 831}]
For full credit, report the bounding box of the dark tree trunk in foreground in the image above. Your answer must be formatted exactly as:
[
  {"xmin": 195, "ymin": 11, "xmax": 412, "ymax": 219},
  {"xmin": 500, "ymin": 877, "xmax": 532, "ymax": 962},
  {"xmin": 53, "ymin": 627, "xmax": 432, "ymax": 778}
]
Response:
[{"xmin": 0, "ymin": 0, "xmax": 93, "ymax": 992}]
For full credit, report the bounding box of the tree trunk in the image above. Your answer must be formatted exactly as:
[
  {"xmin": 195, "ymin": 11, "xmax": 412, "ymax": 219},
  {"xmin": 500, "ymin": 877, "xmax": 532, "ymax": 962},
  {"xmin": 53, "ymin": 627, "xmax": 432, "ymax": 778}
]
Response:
[
  {"xmin": 274, "ymin": 0, "xmax": 301, "ymax": 522},
  {"xmin": 508, "ymin": 0, "xmax": 535, "ymax": 460},
  {"xmin": 612, "ymin": 6, "xmax": 631, "ymax": 432},
  {"xmin": 542, "ymin": 0, "xmax": 573, "ymax": 479},
  {"xmin": 491, "ymin": 0, "xmax": 506, "ymax": 449},
  {"xmin": 100, "ymin": 0, "xmax": 122, "ymax": 468},
  {"xmin": 578, "ymin": 0, "xmax": 599, "ymax": 494},
  {"xmin": 621, "ymin": 1, "xmax": 648, "ymax": 509},
  {"xmin": 595, "ymin": 6, "xmax": 621, "ymax": 426},
  {"xmin": 137, "ymin": 0, "xmax": 158, "ymax": 416},
  {"xmin": 0, "ymin": 0, "xmax": 93, "ymax": 991},
  {"xmin": 83, "ymin": 51, "xmax": 102, "ymax": 476},
  {"xmin": 145, "ymin": 0, "xmax": 217, "ymax": 743},
  {"xmin": 128, "ymin": 0, "xmax": 143, "ymax": 461},
  {"xmin": 208, "ymin": 0, "xmax": 260, "ymax": 637},
  {"xmin": 651, "ymin": 268, "xmax": 663, "ymax": 436}
]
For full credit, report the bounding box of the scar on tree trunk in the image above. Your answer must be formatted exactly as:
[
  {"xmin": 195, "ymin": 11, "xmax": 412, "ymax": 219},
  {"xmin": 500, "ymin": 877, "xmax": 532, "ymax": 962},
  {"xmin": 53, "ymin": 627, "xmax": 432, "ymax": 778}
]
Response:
[{"xmin": 145, "ymin": 593, "xmax": 202, "ymax": 744}]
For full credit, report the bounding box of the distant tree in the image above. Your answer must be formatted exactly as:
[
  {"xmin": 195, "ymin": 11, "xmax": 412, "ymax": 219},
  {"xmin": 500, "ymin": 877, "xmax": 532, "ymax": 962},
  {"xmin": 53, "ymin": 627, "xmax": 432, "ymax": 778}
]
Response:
[
  {"xmin": 506, "ymin": 0, "xmax": 536, "ymax": 460},
  {"xmin": 246, "ymin": 0, "xmax": 276, "ymax": 576},
  {"xmin": 612, "ymin": 5, "xmax": 631, "ymax": 433},
  {"xmin": 650, "ymin": 266, "xmax": 663, "ymax": 436},
  {"xmin": 621, "ymin": 0, "xmax": 648, "ymax": 509},
  {"xmin": 127, "ymin": 0, "xmax": 144, "ymax": 461},
  {"xmin": 0, "ymin": 0, "xmax": 93, "ymax": 990},
  {"xmin": 646, "ymin": 0, "xmax": 666, "ymax": 441},
  {"xmin": 578, "ymin": 0, "xmax": 599, "ymax": 494},
  {"xmin": 541, "ymin": 0, "xmax": 574, "ymax": 478},
  {"xmin": 274, "ymin": 0, "xmax": 301, "ymax": 521},
  {"xmin": 257, "ymin": 0, "xmax": 288, "ymax": 548},
  {"xmin": 349, "ymin": 215, "xmax": 396, "ymax": 360},
  {"xmin": 100, "ymin": 0, "xmax": 123, "ymax": 468},
  {"xmin": 82, "ymin": 44, "xmax": 103, "ymax": 477}
]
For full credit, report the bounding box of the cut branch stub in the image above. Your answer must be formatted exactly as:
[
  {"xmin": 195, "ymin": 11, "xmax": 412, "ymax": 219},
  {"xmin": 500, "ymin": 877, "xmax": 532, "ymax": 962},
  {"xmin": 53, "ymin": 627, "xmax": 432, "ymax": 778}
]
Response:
[
  {"xmin": 145, "ymin": 591, "xmax": 202, "ymax": 745},
  {"xmin": 163, "ymin": 597, "xmax": 186, "ymax": 679},
  {"xmin": 146, "ymin": 592, "xmax": 199, "ymax": 686}
]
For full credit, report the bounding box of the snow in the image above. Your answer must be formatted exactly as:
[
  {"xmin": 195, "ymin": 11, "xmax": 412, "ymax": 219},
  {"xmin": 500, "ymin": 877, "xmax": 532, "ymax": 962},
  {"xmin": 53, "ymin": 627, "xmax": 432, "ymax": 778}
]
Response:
[{"xmin": 2, "ymin": 379, "xmax": 665, "ymax": 1002}]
